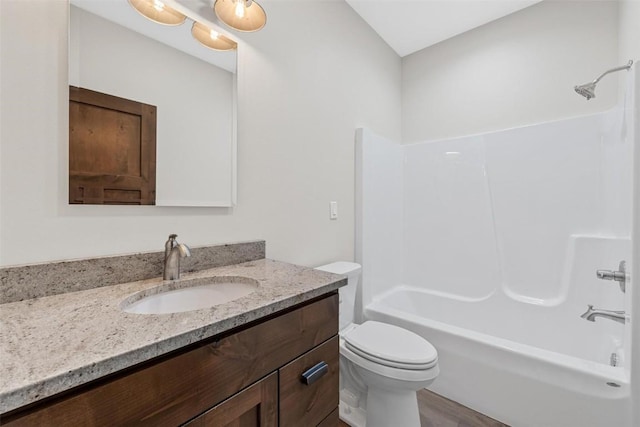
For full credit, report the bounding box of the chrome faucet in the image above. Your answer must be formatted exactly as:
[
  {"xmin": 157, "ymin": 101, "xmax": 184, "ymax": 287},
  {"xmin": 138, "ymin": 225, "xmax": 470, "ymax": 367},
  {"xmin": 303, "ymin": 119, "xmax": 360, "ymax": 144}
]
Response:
[
  {"xmin": 163, "ymin": 234, "xmax": 191, "ymax": 280},
  {"xmin": 580, "ymin": 305, "xmax": 627, "ymax": 324}
]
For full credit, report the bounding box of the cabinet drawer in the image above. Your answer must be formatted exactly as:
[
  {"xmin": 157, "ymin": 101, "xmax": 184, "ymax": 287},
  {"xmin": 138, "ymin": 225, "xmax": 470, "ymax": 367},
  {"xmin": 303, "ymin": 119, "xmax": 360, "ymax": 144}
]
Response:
[
  {"xmin": 4, "ymin": 294, "xmax": 338, "ymax": 426},
  {"xmin": 279, "ymin": 336, "xmax": 339, "ymax": 427}
]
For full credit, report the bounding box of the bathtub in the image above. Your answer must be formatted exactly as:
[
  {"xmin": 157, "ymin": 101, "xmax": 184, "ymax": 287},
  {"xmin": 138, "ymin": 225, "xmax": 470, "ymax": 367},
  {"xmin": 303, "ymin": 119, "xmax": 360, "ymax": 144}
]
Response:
[{"xmin": 365, "ymin": 286, "xmax": 631, "ymax": 427}]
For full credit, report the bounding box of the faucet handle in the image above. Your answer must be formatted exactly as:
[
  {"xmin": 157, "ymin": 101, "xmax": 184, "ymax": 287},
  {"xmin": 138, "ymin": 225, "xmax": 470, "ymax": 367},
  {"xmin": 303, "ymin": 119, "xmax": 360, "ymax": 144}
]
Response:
[
  {"xmin": 168, "ymin": 233, "xmax": 178, "ymax": 240},
  {"xmin": 596, "ymin": 260, "xmax": 627, "ymax": 293},
  {"xmin": 178, "ymin": 243, "xmax": 191, "ymax": 258}
]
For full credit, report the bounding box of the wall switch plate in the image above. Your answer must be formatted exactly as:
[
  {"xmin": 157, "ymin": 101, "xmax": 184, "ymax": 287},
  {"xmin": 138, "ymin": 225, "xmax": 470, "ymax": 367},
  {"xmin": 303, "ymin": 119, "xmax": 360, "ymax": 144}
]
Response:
[{"xmin": 330, "ymin": 201, "xmax": 338, "ymax": 220}]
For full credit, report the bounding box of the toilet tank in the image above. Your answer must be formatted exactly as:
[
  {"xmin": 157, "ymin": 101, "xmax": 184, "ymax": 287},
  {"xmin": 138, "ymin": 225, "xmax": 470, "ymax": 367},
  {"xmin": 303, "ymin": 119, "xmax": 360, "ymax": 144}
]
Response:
[{"xmin": 315, "ymin": 262, "xmax": 362, "ymax": 331}]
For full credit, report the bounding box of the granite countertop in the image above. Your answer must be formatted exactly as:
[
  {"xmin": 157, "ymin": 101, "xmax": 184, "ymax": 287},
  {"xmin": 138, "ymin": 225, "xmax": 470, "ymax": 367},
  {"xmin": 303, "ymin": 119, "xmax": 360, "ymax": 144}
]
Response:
[{"xmin": 0, "ymin": 259, "xmax": 345, "ymax": 414}]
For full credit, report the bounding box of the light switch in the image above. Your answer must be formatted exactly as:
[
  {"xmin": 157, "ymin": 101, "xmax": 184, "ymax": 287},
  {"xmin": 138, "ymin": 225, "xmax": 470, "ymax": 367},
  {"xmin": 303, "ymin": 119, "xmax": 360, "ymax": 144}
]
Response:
[{"xmin": 330, "ymin": 201, "xmax": 338, "ymax": 220}]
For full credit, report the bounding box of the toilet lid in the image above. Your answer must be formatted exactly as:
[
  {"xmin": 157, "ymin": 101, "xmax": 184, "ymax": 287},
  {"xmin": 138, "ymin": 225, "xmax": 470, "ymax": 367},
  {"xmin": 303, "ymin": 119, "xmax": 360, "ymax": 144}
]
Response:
[{"xmin": 343, "ymin": 321, "xmax": 438, "ymax": 370}]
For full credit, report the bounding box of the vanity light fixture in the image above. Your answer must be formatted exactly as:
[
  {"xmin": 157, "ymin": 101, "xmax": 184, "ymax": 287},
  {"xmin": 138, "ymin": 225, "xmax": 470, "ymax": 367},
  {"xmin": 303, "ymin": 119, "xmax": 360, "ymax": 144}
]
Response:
[
  {"xmin": 192, "ymin": 21, "xmax": 238, "ymax": 51},
  {"xmin": 214, "ymin": 0, "xmax": 266, "ymax": 32},
  {"xmin": 128, "ymin": 0, "xmax": 186, "ymax": 25},
  {"xmin": 127, "ymin": 0, "xmax": 237, "ymax": 51}
]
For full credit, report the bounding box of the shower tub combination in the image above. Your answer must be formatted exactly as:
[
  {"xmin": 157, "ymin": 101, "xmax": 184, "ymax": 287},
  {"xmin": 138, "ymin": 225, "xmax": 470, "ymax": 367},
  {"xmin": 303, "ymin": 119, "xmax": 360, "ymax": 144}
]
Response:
[
  {"xmin": 366, "ymin": 283, "xmax": 629, "ymax": 427},
  {"xmin": 356, "ymin": 70, "xmax": 635, "ymax": 427}
]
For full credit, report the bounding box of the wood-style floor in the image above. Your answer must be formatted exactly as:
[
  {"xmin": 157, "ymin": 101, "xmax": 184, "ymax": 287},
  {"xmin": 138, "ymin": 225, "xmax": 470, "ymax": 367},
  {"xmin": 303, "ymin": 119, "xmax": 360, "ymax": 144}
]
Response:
[{"xmin": 338, "ymin": 389, "xmax": 509, "ymax": 427}]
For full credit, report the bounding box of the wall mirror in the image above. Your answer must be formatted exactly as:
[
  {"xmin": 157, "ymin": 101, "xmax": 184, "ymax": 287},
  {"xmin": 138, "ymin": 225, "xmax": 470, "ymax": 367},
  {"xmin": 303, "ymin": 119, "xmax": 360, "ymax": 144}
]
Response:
[{"xmin": 69, "ymin": 0, "xmax": 237, "ymax": 207}]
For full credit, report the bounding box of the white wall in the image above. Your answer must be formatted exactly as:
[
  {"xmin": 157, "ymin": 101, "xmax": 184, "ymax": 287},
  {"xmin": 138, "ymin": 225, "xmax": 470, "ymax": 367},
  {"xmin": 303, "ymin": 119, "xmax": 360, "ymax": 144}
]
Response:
[
  {"xmin": 402, "ymin": 1, "xmax": 620, "ymax": 143},
  {"xmin": 619, "ymin": 0, "xmax": 640, "ymax": 64},
  {"xmin": 631, "ymin": 64, "xmax": 640, "ymax": 427},
  {"xmin": 0, "ymin": 0, "xmax": 401, "ymax": 266}
]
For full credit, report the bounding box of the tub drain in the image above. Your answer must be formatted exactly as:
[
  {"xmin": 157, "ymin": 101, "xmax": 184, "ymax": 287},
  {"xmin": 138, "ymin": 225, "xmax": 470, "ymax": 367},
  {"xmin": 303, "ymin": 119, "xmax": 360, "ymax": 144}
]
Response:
[{"xmin": 606, "ymin": 382, "xmax": 621, "ymax": 388}]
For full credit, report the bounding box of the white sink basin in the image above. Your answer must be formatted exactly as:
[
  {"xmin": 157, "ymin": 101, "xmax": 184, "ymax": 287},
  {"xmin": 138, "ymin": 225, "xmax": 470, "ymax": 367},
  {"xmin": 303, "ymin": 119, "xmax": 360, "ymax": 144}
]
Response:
[{"xmin": 121, "ymin": 276, "xmax": 259, "ymax": 314}]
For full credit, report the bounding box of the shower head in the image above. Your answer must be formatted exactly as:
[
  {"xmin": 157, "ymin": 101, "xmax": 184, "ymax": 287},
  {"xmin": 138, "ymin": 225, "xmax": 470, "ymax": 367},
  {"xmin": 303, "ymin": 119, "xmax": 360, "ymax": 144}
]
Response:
[
  {"xmin": 574, "ymin": 82, "xmax": 597, "ymax": 100},
  {"xmin": 574, "ymin": 60, "xmax": 633, "ymax": 101}
]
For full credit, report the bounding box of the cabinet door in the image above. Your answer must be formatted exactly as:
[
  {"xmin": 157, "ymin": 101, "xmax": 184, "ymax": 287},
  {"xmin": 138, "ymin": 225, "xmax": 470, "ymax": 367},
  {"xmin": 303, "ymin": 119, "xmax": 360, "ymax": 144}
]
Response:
[
  {"xmin": 185, "ymin": 372, "xmax": 278, "ymax": 427},
  {"xmin": 279, "ymin": 336, "xmax": 339, "ymax": 427}
]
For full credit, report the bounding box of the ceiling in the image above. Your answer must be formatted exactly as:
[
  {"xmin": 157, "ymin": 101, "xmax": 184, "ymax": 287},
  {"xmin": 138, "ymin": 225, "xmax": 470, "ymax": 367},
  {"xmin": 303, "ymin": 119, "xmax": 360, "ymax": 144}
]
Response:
[
  {"xmin": 345, "ymin": 0, "xmax": 543, "ymax": 57},
  {"xmin": 75, "ymin": 0, "xmax": 542, "ymax": 64}
]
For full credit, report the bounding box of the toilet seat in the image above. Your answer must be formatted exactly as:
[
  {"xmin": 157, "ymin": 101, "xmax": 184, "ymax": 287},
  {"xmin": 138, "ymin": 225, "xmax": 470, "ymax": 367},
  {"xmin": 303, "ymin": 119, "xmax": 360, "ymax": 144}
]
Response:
[
  {"xmin": 340, "ymin": 338, "xmax": 439, "ymax": 383},
  {"xmin": 342, "ymin": 321, "xmax": 438, "ymax": 370}
]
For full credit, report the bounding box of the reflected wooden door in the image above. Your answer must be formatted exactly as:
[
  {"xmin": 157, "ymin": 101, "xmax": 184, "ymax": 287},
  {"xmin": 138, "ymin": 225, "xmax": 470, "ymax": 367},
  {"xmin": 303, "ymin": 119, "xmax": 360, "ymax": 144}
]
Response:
[{"xmin": 69, "ymin": 86, "xmax": 156, "ymax": 205}]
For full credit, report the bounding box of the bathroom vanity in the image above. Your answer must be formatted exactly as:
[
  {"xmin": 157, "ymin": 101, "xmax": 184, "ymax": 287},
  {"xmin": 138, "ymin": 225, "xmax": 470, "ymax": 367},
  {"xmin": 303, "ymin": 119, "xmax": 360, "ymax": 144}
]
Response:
[
  {"xmin": 0, "ymin": 246, "xmax": 345, "ymax": 426},
  {"xmin": 3, "ymin": 294, "xmax": 339, "ymax": 426}
]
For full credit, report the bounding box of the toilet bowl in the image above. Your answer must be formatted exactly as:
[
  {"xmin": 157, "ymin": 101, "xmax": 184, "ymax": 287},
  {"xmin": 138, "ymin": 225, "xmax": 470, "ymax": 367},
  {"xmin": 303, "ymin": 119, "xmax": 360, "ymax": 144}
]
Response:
[{"xmin": 315, "ymin": 262, "xmax": 439, "ymax": 427}]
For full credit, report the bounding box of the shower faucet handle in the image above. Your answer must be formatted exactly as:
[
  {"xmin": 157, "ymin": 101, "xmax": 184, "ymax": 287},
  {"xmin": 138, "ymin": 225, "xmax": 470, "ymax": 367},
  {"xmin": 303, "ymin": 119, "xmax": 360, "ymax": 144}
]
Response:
[
  {"xmin": 596, "ymin": 260, "xmax": 627, "ymax": 293},
  {"xmin": 596, "ymin": 270, "xmax": 625, "ymax": 281}
]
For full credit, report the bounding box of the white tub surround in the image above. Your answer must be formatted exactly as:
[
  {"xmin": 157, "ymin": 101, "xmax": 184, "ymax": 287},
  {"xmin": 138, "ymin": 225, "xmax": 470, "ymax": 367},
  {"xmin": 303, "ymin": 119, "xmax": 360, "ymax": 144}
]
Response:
[{"xmin": 356, "ymin": 79, "xmax": 635, "ymax": 426}]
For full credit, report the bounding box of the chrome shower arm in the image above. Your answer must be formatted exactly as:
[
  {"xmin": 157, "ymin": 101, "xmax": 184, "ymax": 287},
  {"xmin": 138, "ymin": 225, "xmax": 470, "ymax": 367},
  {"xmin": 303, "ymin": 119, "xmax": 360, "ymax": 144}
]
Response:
[{"xmin": 591, "ymin": 60, "xmax": 633, "ymax": 85}]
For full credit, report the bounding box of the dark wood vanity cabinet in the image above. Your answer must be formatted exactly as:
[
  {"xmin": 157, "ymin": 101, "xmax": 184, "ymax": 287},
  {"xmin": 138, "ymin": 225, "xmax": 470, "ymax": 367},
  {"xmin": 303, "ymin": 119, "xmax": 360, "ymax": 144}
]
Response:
[{"xmin": 3, "ymin": 293, "xmax": 339, "ymax": 427}]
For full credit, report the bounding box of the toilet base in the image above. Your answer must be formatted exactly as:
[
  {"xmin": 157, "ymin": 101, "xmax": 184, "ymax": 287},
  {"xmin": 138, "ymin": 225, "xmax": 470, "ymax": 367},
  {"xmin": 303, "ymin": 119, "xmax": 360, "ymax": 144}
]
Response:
[
  {"xmin": 339, "ymin": 388, "xmax": 422, "ymax": 427},
  {"xmin": 339, "ymin": 399, "xmax": 366, "ymax": 427},
  {"xmin": 365, "ymin": 386, "xmax": 420, "ymax": 427}
]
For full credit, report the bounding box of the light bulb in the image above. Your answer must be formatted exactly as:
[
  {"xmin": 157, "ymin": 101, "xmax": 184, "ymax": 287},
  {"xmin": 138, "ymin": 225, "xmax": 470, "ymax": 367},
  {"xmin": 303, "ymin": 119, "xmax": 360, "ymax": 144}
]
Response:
[
  {"xmin": 234, "ymin": 0, "xmax": 245, "ymax": 18},
  {"xmin": 153, "ymin": 0, "xmax": 165, "ymax": 12},
  {"xmin": 192, "ymin": 21, "xmax": 237, "ymax": 50},
  {"xmin": 129, "ymin": 0, "xmax": 185, "ymax": 25},
  {"xmin": 214, "ymin": 0, "xmax": 266, "ymax": 32}
]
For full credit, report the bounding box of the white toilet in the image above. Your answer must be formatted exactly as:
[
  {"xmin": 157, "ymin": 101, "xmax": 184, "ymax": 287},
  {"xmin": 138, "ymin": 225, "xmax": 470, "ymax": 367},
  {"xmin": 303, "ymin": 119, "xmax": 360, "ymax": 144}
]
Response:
[{"xmin": 316, "ymin": 262, "xmax": 439, "ymax": 427}]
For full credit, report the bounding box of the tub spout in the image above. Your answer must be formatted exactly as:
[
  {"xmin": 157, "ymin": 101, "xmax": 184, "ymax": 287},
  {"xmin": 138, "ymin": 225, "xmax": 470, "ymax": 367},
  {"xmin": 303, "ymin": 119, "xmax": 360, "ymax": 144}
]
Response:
[{"xmin": 580, "ymin": 305, "xmax": 627, "ymax": 324}]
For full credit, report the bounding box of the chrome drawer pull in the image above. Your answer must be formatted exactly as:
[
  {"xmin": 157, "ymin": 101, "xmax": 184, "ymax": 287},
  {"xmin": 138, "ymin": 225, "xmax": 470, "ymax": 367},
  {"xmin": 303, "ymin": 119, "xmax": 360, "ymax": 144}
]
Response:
[{"xmin": 301, "ymin": 361, "xmax": 329, "ymax": 385}]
